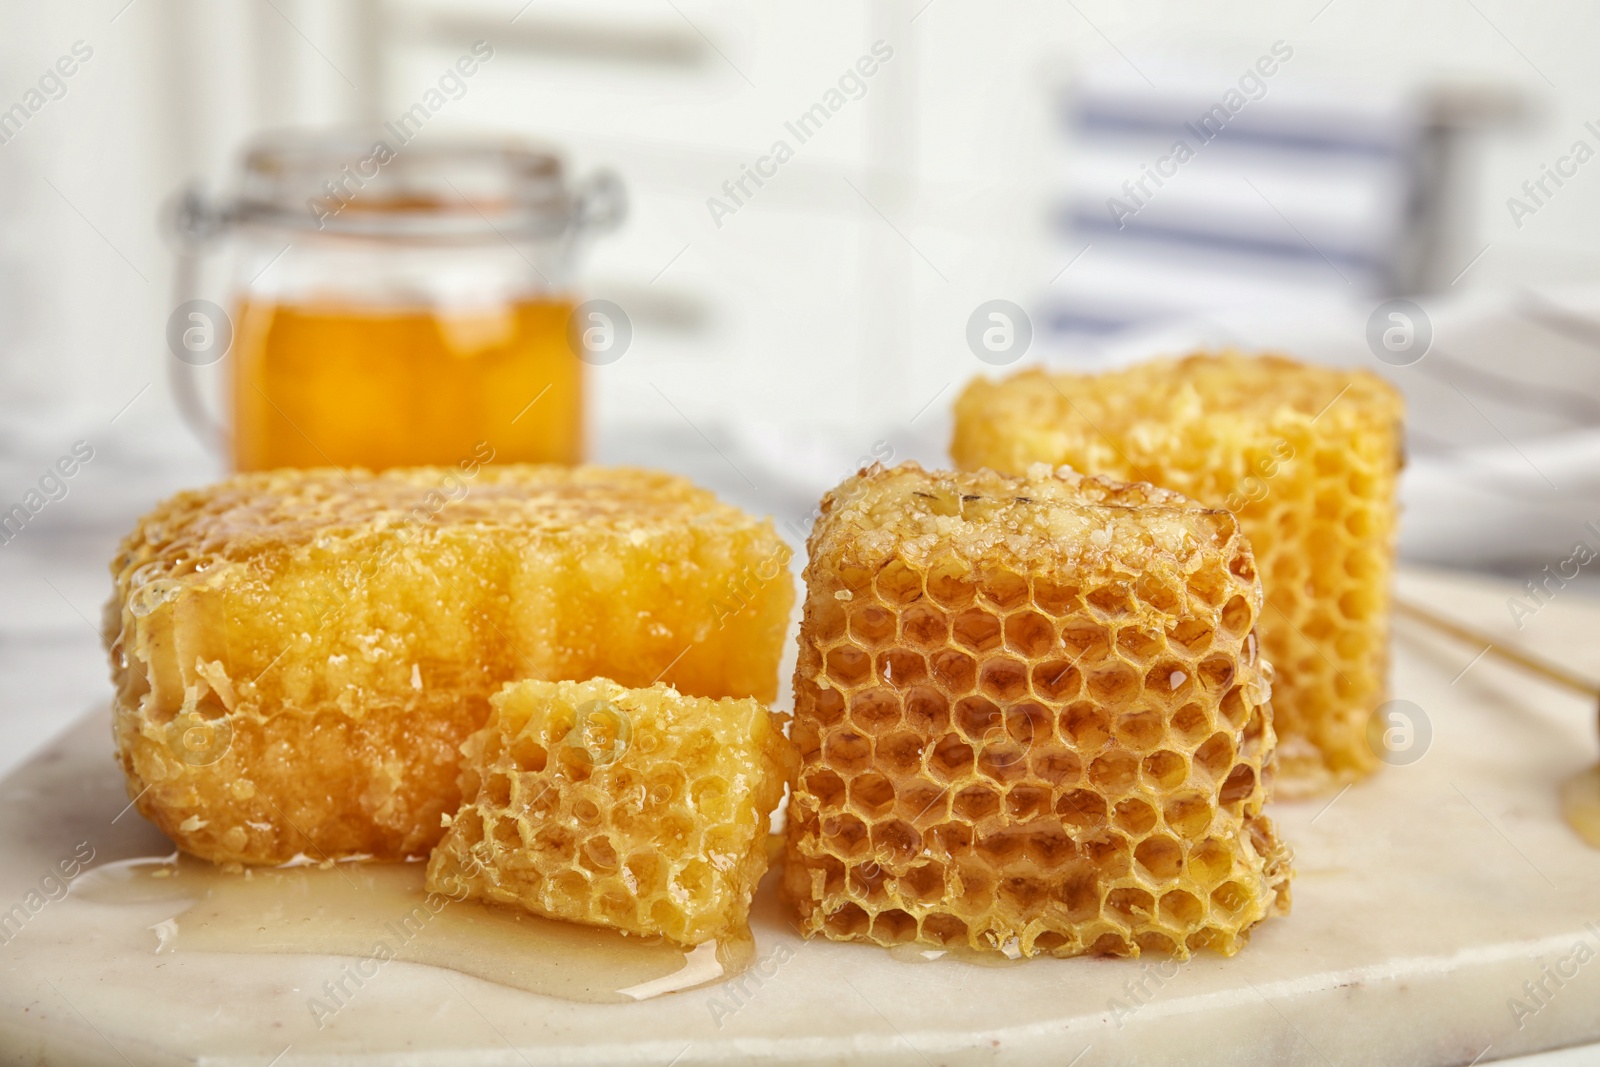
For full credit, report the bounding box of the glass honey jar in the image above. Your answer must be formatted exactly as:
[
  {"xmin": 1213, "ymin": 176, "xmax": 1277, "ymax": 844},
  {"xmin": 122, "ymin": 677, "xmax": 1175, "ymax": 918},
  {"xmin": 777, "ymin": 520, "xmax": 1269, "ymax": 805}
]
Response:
[{"xmin": 168, "ymin": 131, "xmax": 624, "ymax": 472}]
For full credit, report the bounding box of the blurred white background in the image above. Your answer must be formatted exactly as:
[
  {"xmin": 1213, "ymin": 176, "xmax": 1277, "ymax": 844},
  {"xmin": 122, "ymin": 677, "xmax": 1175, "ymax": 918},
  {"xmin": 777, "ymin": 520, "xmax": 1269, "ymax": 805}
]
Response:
[{"xmin": 5, "ymin": 0, "xmax": 1600, "ymax": 433}]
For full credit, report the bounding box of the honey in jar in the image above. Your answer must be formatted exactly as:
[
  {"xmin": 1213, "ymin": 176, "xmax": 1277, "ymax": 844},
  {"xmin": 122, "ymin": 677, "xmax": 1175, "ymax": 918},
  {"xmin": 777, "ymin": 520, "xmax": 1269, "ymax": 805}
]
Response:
[
  {"xmin": 231, "ymin": 297, "xmax": 580, "ymax": 471},
  {"xmin": 167, "ymin": 131, "xmax": 623, "ymax": 472}
]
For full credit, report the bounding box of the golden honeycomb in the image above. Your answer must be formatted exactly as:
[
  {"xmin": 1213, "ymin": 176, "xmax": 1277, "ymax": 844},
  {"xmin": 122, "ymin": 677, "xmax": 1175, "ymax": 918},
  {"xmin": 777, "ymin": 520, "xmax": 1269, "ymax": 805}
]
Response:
[
  {"xmin": 427, "ymin": 677, "xmax": 793, "ymax": 945},
  {"xmin": 952, "ymin": 353, "xmax": 1403, "ymax": 796},
  {"xmin": 106, "ymin": 464, "xmax": 793, "ymax": 866},
  {"xmin": 783, "ymin": 462, "xmax": 1291, "ymax": 959}
]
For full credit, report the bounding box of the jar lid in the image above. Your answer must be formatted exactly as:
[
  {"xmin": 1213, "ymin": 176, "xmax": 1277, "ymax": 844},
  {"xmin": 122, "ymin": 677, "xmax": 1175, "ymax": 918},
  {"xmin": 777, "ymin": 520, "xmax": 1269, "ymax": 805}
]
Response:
[{"xmin": 187, "ymin": 129, "xmax": 623, "ymax": 243}]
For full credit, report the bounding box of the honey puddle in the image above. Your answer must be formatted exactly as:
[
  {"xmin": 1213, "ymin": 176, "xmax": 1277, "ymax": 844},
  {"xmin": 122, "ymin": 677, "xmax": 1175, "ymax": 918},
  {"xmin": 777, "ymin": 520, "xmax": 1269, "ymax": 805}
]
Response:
[
  {"xmin": 1560, "ymin": 764, "xmax": 1600, "ymax": 849},
  {"xmin": 72, "ymin": 855, "xmax": 752, "ymax": 1003}
]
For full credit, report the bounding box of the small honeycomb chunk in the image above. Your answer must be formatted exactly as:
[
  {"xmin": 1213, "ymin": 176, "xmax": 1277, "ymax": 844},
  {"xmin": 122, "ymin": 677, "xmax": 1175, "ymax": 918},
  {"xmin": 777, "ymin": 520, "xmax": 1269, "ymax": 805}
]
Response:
[
  {"xmin": 106, "ymin": 464, "xmax": 793, "ymax": 866},
  {"xmin": 953, "ymin": 353, "xmax": 1403, "ymax": 796},
  {"xmin": 783, "ymin": 462, "xmax": 1290, "ymax": 960},
  {"xmin": 428, "ymin": 678, "xmax": 793, "ymax": 945}
]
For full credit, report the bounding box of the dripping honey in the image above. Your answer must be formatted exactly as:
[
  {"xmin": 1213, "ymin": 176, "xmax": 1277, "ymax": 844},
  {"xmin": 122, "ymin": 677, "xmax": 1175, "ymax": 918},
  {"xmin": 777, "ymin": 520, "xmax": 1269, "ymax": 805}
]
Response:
[{"xmin": 231, "ymin": 297, "xmax": 582, "ymax": 472}]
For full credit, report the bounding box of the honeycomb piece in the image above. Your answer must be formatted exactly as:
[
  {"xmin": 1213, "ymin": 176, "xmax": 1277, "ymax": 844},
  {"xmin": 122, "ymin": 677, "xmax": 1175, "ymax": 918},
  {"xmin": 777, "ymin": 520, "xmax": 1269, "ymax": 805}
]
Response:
[
  {"xmin": 427, "ymin": 678, "xmax": 793, "ymax": 945},
  {"xmin": 106, "ymin": 464, "xmax": 793, "ymax": 866},
  {"xmin": 783, "ymin": 462, "xmax": 1290, "ymax": 960},
  {"xmin": 952, "ymin": 353, "xmax": 1403, "ymax": 797}
]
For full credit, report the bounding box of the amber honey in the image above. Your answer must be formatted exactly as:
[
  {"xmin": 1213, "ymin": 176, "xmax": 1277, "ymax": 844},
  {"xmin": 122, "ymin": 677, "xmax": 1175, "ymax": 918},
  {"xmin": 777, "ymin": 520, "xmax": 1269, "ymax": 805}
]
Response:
[
  {"xmin": 72, "ymin": 856, "xmax": 753, "ymax": 1004},
  {"xmin": 231, "ymin": 297, "xmax": 581, "ymax": 472}
]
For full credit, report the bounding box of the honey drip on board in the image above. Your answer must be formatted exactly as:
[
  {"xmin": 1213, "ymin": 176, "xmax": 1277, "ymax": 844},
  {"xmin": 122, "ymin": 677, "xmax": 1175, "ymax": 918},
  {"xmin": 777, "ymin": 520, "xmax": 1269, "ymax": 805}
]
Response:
[
  {"xmin": 1560, "ymin": 764, "xmax": 1600, "ymax": 849},
  {"xmin": 71, "ymin": 855, "xmax": 753, "ymax": 1003}
]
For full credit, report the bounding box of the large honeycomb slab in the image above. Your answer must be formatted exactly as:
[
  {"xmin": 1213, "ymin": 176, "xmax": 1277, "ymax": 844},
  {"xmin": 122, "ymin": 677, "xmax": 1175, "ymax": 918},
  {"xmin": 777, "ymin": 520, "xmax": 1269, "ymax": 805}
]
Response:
[
  {"xmin": 953, "ymin": 352, "xmax": 1403, "ymax": 796},
  {"xmin": 783, "ymin": 462, "xmax": 1290, "ymax": 959},
  {"xmin": 427, "ymin": 678, "xmax": 792, "ymax": 945},
  {"xmin": 106, "ymin": 464, "xmax": 793, "ymax": 866}
]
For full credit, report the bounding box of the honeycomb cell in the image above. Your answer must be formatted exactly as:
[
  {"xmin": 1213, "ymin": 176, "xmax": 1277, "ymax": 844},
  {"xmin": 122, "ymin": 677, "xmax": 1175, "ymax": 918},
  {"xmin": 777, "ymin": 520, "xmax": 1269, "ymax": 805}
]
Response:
[
  {"xmin": 850, "ymin": 605, "xmax": 897, "ymax": 646},
  {"xmin": 1031, "ymin": 749, "xmax": 1083, "ymax": 787},
  {"xmin": 1062, "ymin": 622, "xmax": 1112, "ymax": 662},
  {"xmin": 1197, "ymin": 655, "xmax": 1237, "ymax": 692},
  {"xmin": 975, "ymin": 829, "xmax": 1027, "ymax": 868},
  {"xmin": 873, "ymin": 819, "xmax": 922, "ymax": 862},
  {"xmin": 1220, "ymin": 765, "xmax": 1257, "ymax": 808},
  {"xmin": 953, "ymin": 784, "xmax": 1002, "ymax": 822},
  {"xmin": 979, "ymin": 658, "xmax": 1029, "ymax": 702},
  {"xmin": 904, "ymin": 687, "xmax": 950, "ymax": 733},
  {"xmin": 927, "ymin": 557, "xmax": 977, "ymax": 608},
  {"xmin": 982, "ymin": 570, "xmax": 1031, "ymax": 611},
  {"xmin": 1188, "ymin": 839, "xmax": 1234, "ymax": 885},
  {"xmin": 1134, "ymin": 835, "xmax": 1184, "ymax": 881},
  {"xmin": 1145, "ymin": 661, "xmax": 1194, "ymax": 701},
  {"xmin": 825, "ymin": 732, "xmax": 872, "ymax": 775},
  {"xmin": 902, "ymin": 862, "xmax": 947, "ymax": 903},
  {"xmin": 1117, "ymin": 628, "xmax": 1164, "ymax": 663},
  {"xmin": 876, "ymin": 732, "xmax": 925, "ymax": 775},
  {"xmin": 1137, "ymin": 576, "xmax": 1183, "ymax": 614},
  {"xmin": 827, "ymin": 646, "xmax": 872, "ymax": 688},
  {"xmin": 1161, "ymin": 889, "xmax": 1204, "ymax": 927},
  {"xmin": 809, "ymin": 683, "xmax": 847, "ymax": 726},
  {"xmin": 828, "ymin": 902, "xmax": 871, "ymax": 938},
  {"xmin": 1115, "ymin": 710, "xmax": 1166, "ymax": 751},
  {"xmin": 784, "ymin": 462, "xmax": 1290, "ymax": 960},
  {"xmin": 805, "ymin": 769, "xmax": 847, "ymax": 806},
  {"xmin": 931, "ymin": 648, "xmax": 978, "ymax": 693},
  {"xmin": 1006, "ymin": 612, "xmax": 1057, "ymax": 658},
  {"xmin": 1033, "ymin": 661, "xmax": 1083, "ymax": 702},
  {"xmin": 901, "ymin": 604, "xmax": 949, "ymax": 647},
  {"xmin": 1032, "ymin": 578, "xmax": 1082, "ymax": 616},
  {"xmin": 928, "ymin": 821, "xmax": 974, "ymax": 857},
  {"xmin": 1026, "ymin": 826, "xmax": 1076, "ymax": 869},
  {"xmin": 427, "ymin": 677, "xmax": 793, "ymax": 946},
  {"xmin": 1090, "ymin": 751, "xmax": 1140, "ymax": 794},
  {"xmin": 1086, "ymin": 584, "xmax": 1135, "ymax": 618},
  {"xmin": 953, "ymin": 351, "xmax": 1403, "ymax": 796},
  {"xmin": 823, "ymin": 813, "xmax": 870, "ymax": 857},
  {"xmin": 929, "ymin": 735, "xmax": 975, "ymax": 781},
  {"xmin": 953, "ymin": 609, "xmax": 1004, "ymax": 652},
  {"xmin": 955, "ymin": 696, "xmax": 1002, "ymax": 740},
  {"xmin": 1084, "ymin": 832, "xmax": 1131, "ymax": 875},
  {"xmin": 1113, "ymin": 797, "xmax": 1158, "ymax": 836},
  {"xmin": 1005, "ymin": 702, "xmax": 1049, "ymax": 744},
  {"xmin": 1007, "ymin": 784, "xmax": 1052, "ymax": 821},
  {"xmin": 1220, "ymin": 594, "xmax": 1253, "ymax": 635},
  {"xmin": 812, "ymin": 597, "xmax": 848, "ymax": 644},
  {"xmin": 975, "ymin": 738, "xmax": 1029, "ymax": 783},
  {"xmin": 1171, "ymin": 702, "xmax": 1212, "ymax": 745},
  {"xmin": 1195, "ymin": 733, "xmax": 1236, "ymax": 779},
  {"xmin": 850, "ymin": 688, "xmax": 902, "ymax": 733},
  {"xmin": 1137, "ymin": 931, "xmax": 1178, "ymax": 956},
  {"xmin": 1143, "ymin": 750, "xmax": 1188, "ymax": 791},
  {"xmin": 873, "ymin": 908, "xmax": 918, "ymax": 941},
  {"xmin": 1063, "ymin": 701, "xmax": 1111, "ymax": 751},
  {"xmin": 876, "ymin": 558, "xmax": 925, "ymax": 604},
  {"xmin": 1106, "ymin": 886, "xmax": 1155, "ymax": 925},
  {"xmin": 923, "ymin": 913, "xmax": 969, "ymax": 945},
  {"xmin": 1163, "ymin": 791, "xmax": 1214, "ymax": 839},
  {"xmin": 878, "ymin": 649, "xmax": 927, "ymax": 688},
  {"xmin": 1088, "ymin": 664, "xmax": 1142, "ymax": 705},
  {"xmin": 1220, "ymin": 686, "xmax": 1250, "ymax": 729},
  {"xmin": 850, "ymin": 773, "xmax": 897, "ymax": 818}
]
